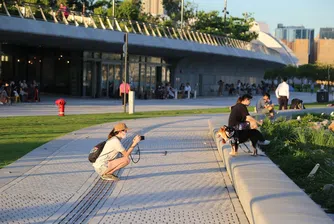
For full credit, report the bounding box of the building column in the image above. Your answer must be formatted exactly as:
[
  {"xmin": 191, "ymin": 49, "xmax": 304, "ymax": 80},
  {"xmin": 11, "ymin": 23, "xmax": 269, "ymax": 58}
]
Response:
[{"xmin": 0, "ymin": 43, "xmax": 2, "ymax": 79}]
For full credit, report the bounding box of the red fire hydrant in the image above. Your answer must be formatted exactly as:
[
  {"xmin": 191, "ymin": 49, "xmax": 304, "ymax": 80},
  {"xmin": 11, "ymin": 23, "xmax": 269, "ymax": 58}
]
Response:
[{"xmin": 55, "ymin": 98, "xmax": 66, "ymax": 116}]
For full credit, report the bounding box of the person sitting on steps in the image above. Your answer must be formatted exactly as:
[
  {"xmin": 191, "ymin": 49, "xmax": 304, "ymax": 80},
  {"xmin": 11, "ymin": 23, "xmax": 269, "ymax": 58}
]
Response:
[{"xmin": 256, "ymin": 92, "xmax": 275, "ymax": 118}]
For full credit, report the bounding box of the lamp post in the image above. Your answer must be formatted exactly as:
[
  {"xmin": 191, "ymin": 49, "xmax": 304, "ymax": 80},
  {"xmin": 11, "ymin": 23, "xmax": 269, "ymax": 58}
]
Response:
[
  {"xmin": 112, "ymin": 0, "xmax": 115, "ymax": 17},
  {"xmin": 180, "ymin": 0, "xmax": 184, "ymax": 29},
  {"xmin": 328, "ymin": 65, "xmax": 331, "ymax": 92},
  {"xmin": 222, "ymin": 0, "xmax": 229, "ymax": 35}
]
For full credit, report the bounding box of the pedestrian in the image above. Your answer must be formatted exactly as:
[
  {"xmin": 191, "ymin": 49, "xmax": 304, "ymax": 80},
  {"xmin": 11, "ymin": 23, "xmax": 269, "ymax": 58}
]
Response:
[
  {"xmin": 119, "ymin": 80, "xmax": 130, "ymax": 107},
  {"xmin": 310, "ymin": 82, "xmax": 314, "ymax": 95},
  {"xmin": 275, "ymin": 77, "xmax": 289, "ymax": 110},
  {"xmin": 93, "ymin": 123, "xmax": 141, "ymax": 181},
  {"xmin": 217, "ymin": 80, "xmax": 224, "ymax": 96}
]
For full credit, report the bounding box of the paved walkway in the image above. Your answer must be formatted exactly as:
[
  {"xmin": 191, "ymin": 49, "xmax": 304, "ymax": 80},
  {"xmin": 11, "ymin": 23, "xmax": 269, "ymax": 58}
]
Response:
[
  {"xmin": 1, "ymin": 92, "xmax": 333, "ymax": 223},
  {"xmin": 0, "ymin": 115, "xmax": 249, "ymax": 224},
  {"xmin": 0, "ymin": 92, "xmax": 328, "ymax": 117}
]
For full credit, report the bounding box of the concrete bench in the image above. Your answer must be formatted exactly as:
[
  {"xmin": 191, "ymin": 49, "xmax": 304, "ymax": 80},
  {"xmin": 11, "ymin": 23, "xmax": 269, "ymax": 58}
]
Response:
[{"xmin": 208, "ymin": 119, "xmax": 333, "ymax": 224}]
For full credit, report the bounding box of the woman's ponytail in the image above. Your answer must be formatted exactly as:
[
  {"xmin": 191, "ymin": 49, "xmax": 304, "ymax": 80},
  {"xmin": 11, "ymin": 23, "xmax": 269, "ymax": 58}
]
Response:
[{"xmin": 108, "ymin": 128, "xmax": 117, "ymax": 139}]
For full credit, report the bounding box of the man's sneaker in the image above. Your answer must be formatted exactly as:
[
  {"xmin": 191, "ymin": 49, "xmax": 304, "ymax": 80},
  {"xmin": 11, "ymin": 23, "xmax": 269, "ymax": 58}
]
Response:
[
  {"xmin": 258, "ymin": 140, "xmax": 270, "ymax": 146},
  {"xmin": 101, "ymin": 174, "xmax": 119, "ymax": 181}
]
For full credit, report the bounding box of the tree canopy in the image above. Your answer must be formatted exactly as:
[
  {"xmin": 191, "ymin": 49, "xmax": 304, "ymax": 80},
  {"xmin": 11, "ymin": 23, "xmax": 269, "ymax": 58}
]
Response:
[
  {"xmin": 264, "ymin": 64, "xmax": 334, "ymax": 82},
  {"xmin": 24, "ymin": 0, "xmax": 259, "ymax": 42}
]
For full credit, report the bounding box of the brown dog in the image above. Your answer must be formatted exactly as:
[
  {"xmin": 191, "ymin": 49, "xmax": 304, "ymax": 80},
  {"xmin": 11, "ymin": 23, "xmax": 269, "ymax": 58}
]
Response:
[{"xmin": 217, "ymin": 125, "xmax": 268, "ymax": 156}]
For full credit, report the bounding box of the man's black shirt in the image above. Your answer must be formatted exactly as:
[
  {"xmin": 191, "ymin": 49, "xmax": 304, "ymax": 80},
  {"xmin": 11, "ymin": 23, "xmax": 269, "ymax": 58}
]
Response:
[{"xmin": 228, "ymin": 103, "xmax": 250, "ymax": 127}]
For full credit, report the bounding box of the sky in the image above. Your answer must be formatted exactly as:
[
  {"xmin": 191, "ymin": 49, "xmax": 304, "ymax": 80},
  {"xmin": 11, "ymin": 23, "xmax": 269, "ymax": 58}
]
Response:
[{"xmin": 194, "ymin": 0, "xmax": 334, "ymax": 36}]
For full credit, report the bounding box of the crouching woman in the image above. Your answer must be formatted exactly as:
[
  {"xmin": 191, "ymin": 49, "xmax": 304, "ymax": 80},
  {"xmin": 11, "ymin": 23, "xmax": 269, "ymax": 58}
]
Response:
[{"xmin": 93, "ymin": 122, "xmax": 141, "ymax": 181}]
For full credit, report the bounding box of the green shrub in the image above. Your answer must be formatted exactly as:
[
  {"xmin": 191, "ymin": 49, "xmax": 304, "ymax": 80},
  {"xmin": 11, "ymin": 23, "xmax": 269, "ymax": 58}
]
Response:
[{"xmin": 261, "ymin": 114, "xmax": 334, "ymax": 212}]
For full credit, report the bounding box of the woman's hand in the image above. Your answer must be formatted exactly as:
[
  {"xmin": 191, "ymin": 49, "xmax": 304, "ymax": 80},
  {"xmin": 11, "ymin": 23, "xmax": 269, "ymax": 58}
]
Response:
[{"xmin": 132, "ymin": 135, "xmax": 141, "ymax": 146}]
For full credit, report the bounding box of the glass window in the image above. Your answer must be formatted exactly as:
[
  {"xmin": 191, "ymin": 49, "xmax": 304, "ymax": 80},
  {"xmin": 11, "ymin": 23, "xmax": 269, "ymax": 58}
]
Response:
[
  {"xmin": 102, "ymin": 53, "xmax": 121, "ymax": 61},
  {"xmin": 147, "ymin": 57, "xmax": 161, "ymax": 64},
  {"xmin": 129, "ymin": 55, "xmax": 140, "ymax": 62},
  {"xmin": 83, "ymin": 51, "xmax": 93, "ymax": 59},
  {"xmin": 129, "ymin": 63, "xmax": 140, "ymax": 91},
  {"xmin": 101, "ymin": 65, "xmax": 108, "ymax": 97},
  {"xmin": 114, "ymin": 64, "xmax": 122, "ymax": 93},
  {"xmin": 151, "ymin": 67, "xmax": 156, "ymax": 90},
  {"xmin": 94, "ymin": 52, "xmax": 101, "ymax": 59},
  {"xmin": 139, "ymin": 63, "xmax": 146, "ymax": 94},
  {"xmin": 162, "ymin": 67, "xmax": 166, "ymax": 84},
  {"xmin": 145, "ymin": 66, "xmax": 151, "ymax": 92},
  {"xmin": 166, "ymin": 67, "xmax": 170, "ymax": 83},
  {"xmin": 83, "ymin": 62, "xmax": 93, "ymax": 96}
]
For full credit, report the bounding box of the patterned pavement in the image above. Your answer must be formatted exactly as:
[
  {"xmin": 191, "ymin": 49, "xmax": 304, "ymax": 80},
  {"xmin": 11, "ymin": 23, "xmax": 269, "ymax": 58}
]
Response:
[{"xmin": 0, "ymin": 115, "xmax": 248, "ymax": 224}]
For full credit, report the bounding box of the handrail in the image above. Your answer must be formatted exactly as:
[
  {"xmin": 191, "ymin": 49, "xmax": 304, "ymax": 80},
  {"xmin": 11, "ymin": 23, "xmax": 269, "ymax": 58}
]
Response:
[{"xmin": 0, "ymin": 1, "xmax": 282, "ymax": 60}]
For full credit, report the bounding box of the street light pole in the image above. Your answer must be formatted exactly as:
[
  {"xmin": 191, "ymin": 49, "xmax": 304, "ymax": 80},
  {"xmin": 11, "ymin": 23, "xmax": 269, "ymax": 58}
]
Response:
[
  {"xmin": 328, "ymin": 65, "xmax": 331, "ymax": 92},
  {"xmin": 112, "ymin": 0, "xmax": 115, "ymax": 17},
  {"xmin": 223, "ymin": 0, "xmax": 228, "ymax": 35},
  {"xmin": 180, "ymin": 0, "xmax": 184, "ymax": 29}
]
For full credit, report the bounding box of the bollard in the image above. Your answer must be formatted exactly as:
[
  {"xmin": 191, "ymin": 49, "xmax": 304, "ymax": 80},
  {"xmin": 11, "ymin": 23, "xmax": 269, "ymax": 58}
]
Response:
[
  {"xmin": 174, "ymin": 91, "xmax": 178, "ymax": 99},
  {"xmin": 187, "ymin": 91, "xmax": 190, "ymax": 99},
  {"xmin": 194, "ymin": 90, "xmax": 197, "ymax": 99},
  {"xmin": 129, "ymin": 91, "xmax": 135, "ymax": 114},
  {"xmin": 55, "ymin": 98, "xmax": 66, "ymax": 116}
]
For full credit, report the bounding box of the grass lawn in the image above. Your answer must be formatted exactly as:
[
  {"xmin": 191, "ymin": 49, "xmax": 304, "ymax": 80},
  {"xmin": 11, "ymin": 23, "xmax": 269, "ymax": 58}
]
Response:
[
  {"xmin": 0, "ymin": 108, "xmax": 230, "ymax": 168},
  {"xmin": 1, "ymin": 102, "xmax": 332, "ymax": 168}
]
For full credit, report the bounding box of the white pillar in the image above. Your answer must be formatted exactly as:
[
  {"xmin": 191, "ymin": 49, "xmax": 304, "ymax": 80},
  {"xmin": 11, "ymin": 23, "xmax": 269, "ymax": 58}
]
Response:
[
  {"xmin": 174, "ymin": 90, "xmax": 178, "ymax": 99},
  {"xmin": 129, "ymin": 91, "xmax": 135, "ymax": 114},
  {"xmin": 187, "ymin": 91, "xmax": 190, "ymax": 99},
  {"xmin": 194, "ymin": 90, "xmax": 197, "ymax": 99}
]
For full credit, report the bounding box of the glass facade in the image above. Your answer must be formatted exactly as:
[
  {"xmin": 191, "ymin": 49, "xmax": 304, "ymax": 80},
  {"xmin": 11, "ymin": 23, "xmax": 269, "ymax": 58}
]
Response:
[
  {"xmin": 0, "ymin": 44, "xmax": 171, "ymax": 99},
  {"xmin": 83, "ymin": 52, "xmax": 171, "ymax": 99},
  {"xmin": 275, "ymin": 25, "xmax": 314, "ymax": 42}
]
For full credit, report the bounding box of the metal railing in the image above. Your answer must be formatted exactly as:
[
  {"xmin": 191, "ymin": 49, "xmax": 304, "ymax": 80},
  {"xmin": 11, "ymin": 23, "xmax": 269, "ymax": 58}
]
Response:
[{"xmin": 0, "ymin": 1, "xmax": 282, "ymax": 59}]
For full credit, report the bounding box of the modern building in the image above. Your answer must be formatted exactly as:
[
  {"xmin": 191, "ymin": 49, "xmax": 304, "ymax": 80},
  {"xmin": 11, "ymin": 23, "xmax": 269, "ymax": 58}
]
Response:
[
  {"xmin": 315, "ymin": 28, "xmax": 334, "ymax": 65},
  {"xmin": 141, "ymin": 0, "xmax": 164, "ymax": 16},
  {"xmin": 250, "ymin": 22, "xmax": 298, "ymax": 66},
  {"xmin": 0, "ymin": 2, "xmax": 286, "ymax": 99},
  {"xmin": 275, "ymin": 24, "xmax": 315, "ymax": 64}
]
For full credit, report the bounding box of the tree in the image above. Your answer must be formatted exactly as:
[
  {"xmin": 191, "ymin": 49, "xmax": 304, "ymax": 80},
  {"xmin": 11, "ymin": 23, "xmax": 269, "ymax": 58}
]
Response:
[
  {"xmin": 191, "ymin": 11, "xmax": 224, "ymax": 35},
  {"xmin": 113, "ymin": 0, "xmax": 141, "ymax": 20},
  {"xmin": 162, "ymin": 0, "xmax": 196, "ymax": 27},
  {"xmin": 191, "ymin": 11, "xmax": 257, "ymax": 42},
  {"xmin": 227, "ymin": 13, "xmax": 258, "ymax": 41}
]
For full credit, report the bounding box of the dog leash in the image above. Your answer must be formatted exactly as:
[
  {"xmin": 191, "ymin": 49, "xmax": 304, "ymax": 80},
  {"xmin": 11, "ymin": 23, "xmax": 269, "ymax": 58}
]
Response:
[{"xmin": 241, "ymin": 143, "xmax": 252, "ymax": 153}]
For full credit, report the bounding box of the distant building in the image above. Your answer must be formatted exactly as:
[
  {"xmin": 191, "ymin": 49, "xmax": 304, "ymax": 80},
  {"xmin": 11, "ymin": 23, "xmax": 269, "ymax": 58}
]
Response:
[
  {"xmin": 275, "ymin": 24, "xmax": 314, "ymax": 64},
  {"xmin": 319, "ymin": 28, "xmax": 334, "ymax": 39},
  {"xmin": 141, "ymin": 0, "xmax": 164, "ymax": 16},
  {"xmin": 315, "ymin": 28, "xmax": 334, "ymax": 65}
]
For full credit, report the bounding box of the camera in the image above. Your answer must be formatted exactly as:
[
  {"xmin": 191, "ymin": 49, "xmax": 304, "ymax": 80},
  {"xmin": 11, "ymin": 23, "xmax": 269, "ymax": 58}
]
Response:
[{"xmin": 140, "ymin": 136, "xmax": 145, "ymax": 140}]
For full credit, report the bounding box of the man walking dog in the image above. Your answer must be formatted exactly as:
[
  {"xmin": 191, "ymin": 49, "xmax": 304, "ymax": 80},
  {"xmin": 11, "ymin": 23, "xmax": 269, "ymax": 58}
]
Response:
[{"xmin": 275, "ymin": 77, "xmax": 290, "ymax": 110}]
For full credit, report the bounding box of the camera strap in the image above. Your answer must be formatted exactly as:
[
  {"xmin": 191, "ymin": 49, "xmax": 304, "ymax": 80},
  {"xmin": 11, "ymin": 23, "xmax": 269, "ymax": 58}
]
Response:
[{"xmin": 130, "ymin": 144, "xmax": 140, "ymax": 163}]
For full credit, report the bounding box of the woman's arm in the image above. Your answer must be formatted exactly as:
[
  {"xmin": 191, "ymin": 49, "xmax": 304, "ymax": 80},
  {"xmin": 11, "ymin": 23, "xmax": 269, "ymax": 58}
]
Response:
[{"xmin": 121, "ymin": 135, "xmax": 141, "ymax": 157}]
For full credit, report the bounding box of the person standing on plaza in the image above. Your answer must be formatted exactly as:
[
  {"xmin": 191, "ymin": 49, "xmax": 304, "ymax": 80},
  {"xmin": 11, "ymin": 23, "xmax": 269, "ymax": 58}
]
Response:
[
  {"xmin": 310, "ymin": 82, "xmax": 315, "ymax": 95},
  {"xmin": 218, "ymin": 80, "xmax": 224, "ymax": 96},
  {"xmin": 119, "ymin": 80, "xmax": 130, "ymax": 107},
  {"xmin": 275, "ymin": 77, "xmax": 290, "ymax": 110}
]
